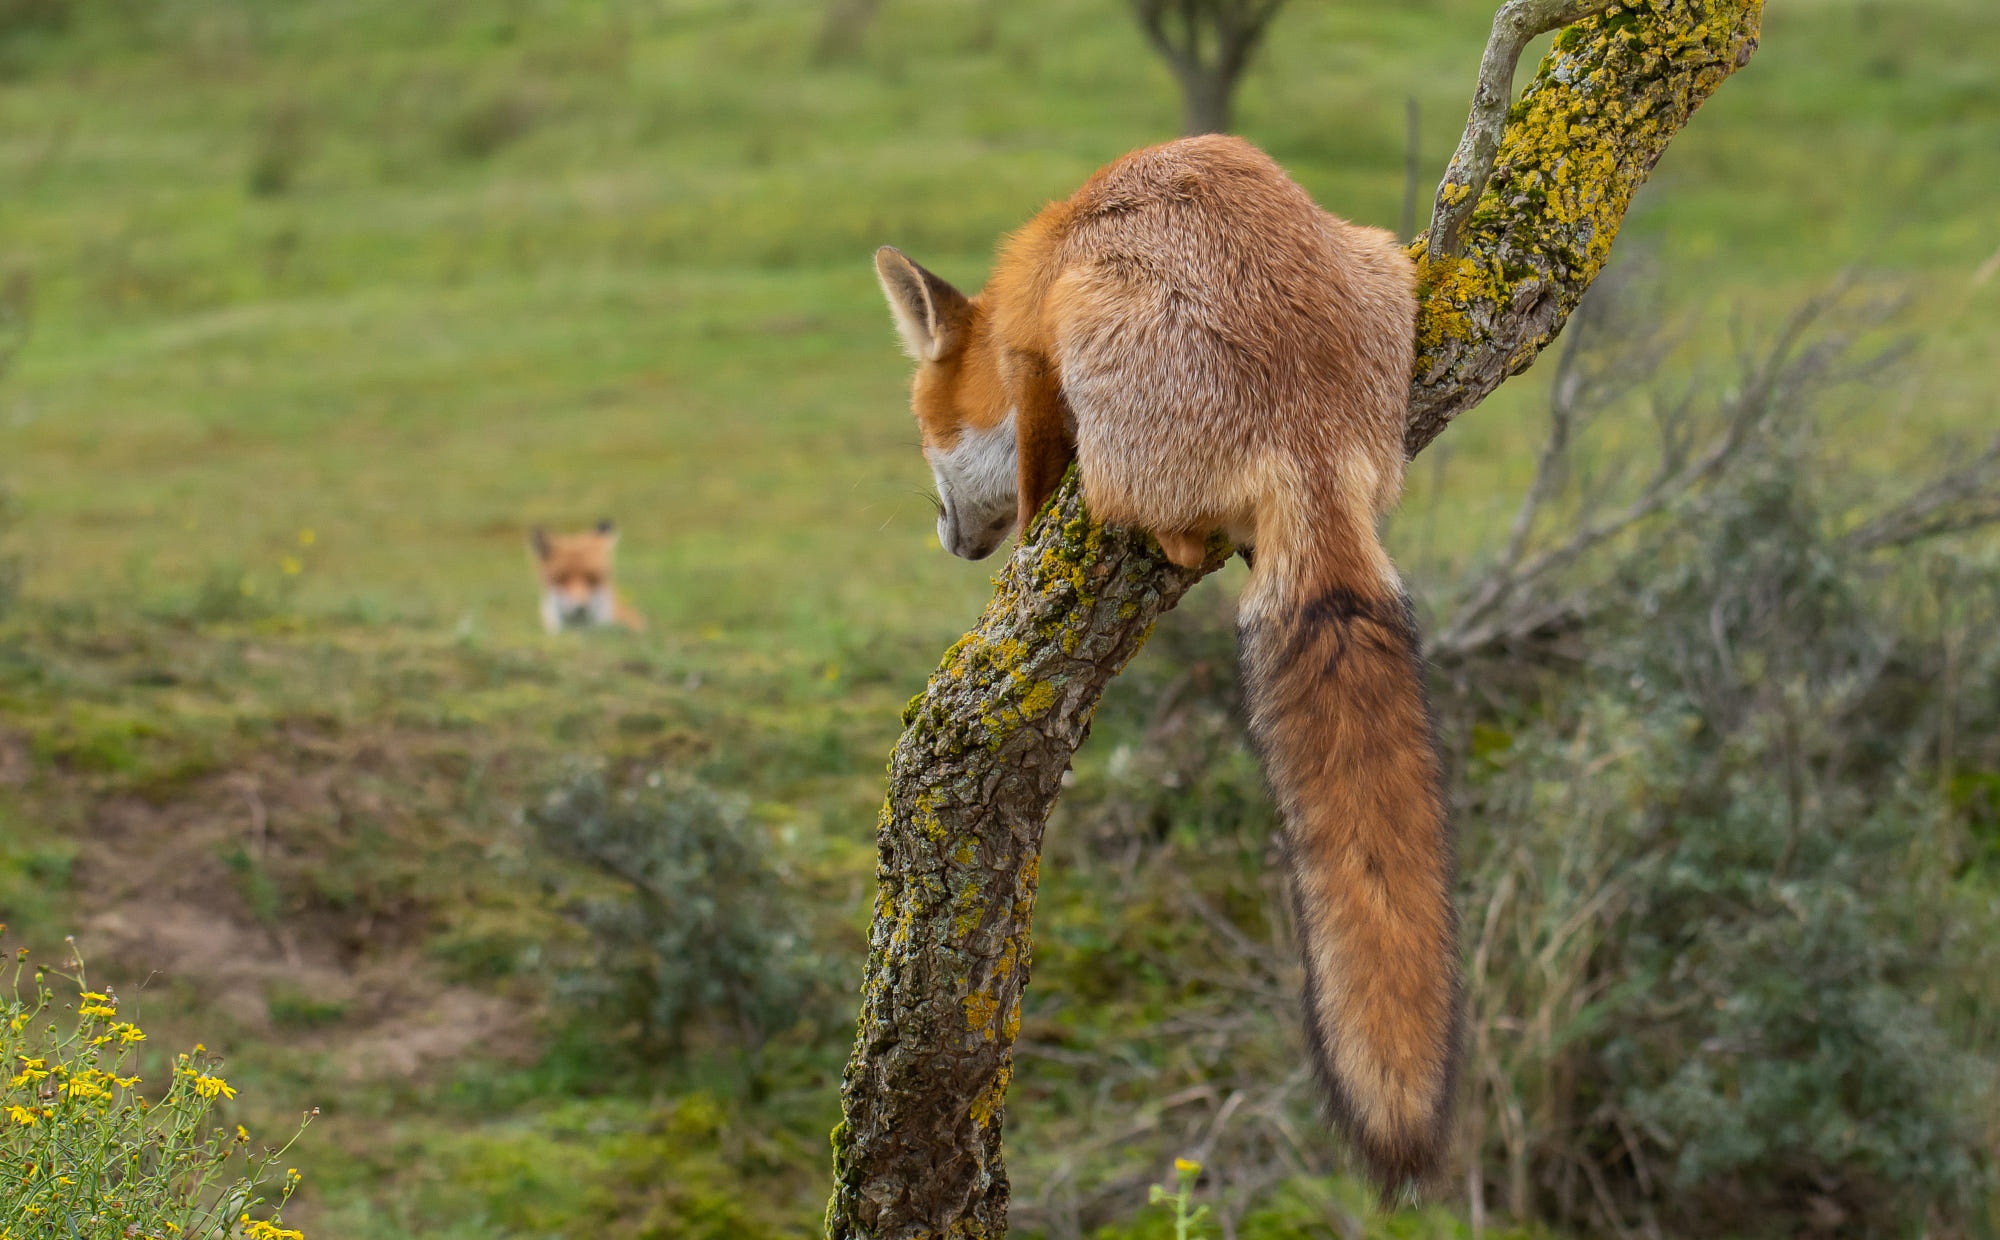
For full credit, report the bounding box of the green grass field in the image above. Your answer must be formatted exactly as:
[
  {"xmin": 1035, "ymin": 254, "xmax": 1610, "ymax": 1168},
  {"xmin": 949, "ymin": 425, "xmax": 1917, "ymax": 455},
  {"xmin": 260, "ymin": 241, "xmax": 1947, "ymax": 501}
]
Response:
[{"xmin": 1, "ymin": 0, "xmax": 1997, "ymax": 1235}]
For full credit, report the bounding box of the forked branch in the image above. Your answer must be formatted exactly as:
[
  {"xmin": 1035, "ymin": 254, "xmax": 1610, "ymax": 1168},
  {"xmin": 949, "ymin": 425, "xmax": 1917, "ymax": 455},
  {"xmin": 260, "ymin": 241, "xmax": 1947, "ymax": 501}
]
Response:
[{"xmin": 1427, "ymin": 0, "xmax": 1616, "ymax": 261}]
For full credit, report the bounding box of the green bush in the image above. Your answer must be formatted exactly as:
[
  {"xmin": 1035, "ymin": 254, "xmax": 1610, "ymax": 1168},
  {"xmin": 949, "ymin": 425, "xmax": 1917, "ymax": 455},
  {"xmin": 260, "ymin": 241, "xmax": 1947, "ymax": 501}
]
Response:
[
  {"xmin": 528, "ymin": 767, "xmax": 825, "ymax": 1056},
  {"xmin": 442, "ymin": 87, "xmax": 542, "ymax": 162},
  {"xmin": 1445, "ymin": 288, "xmax": 2000, "ymax": 1236}
]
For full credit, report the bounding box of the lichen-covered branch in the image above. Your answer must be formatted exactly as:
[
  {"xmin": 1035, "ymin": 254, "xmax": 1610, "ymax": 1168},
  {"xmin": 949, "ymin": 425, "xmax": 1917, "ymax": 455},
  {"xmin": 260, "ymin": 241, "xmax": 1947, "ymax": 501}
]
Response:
[
  {"xmin": 1408, "ymin": 0, "xmax": 1762, "ymax": 455},
  {"xmin": 828, "ymin": 3, "xmax": 1762, "ymax": 1236},
  {"xmin": 826, "ymin": 491, "xmax": 1225, "ymax": 1240},
  {"xmin": 1427, "ymin": 0, "xmax": 1617, "ymax": 261}
]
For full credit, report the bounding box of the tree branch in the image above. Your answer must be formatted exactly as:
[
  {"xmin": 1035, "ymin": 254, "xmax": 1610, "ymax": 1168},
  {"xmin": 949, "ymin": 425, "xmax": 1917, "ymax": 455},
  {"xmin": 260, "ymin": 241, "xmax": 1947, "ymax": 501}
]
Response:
[
  {"xmin": 827, "ymin": 3, "xmax": 1763, "ymax": 1236},
  {"xmin": 1844, "ymin": 434, "xmax": 2000, "ymax": 550},
  {"xmin": 1428, "ymin": 0, "xmax": 1618, "ymax": 263},
  {"xmin": 1433, "ymin": 282, "xmax": 1837, "ymax": 661},
  {"xmin": 1408, "ymin": 0, "xmax": 1762, "ymax": 455}
]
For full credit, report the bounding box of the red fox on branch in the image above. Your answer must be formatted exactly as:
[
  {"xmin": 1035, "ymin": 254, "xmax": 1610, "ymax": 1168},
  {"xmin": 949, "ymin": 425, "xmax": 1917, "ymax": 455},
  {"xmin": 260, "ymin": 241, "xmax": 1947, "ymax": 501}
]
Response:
[{"xmin": 874, "ymin": 134, "xmax": 1459, "ymax": 1193}]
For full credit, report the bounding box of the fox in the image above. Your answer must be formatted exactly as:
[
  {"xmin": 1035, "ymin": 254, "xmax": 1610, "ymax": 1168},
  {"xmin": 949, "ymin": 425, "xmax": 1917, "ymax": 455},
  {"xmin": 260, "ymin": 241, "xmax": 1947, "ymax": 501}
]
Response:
[
  {"xmin": 529, "ymin": 520, "xmax": 646, "ymax": 634},
  {"xmin": 873, "ymin": 134, "xmax": 1458, "ymax": 1194}
]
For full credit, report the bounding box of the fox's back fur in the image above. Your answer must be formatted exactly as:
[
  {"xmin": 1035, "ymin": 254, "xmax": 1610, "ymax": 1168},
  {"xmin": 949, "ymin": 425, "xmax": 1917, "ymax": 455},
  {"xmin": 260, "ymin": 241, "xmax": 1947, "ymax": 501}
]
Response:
[
  {"xmin": 989, "ymin": 138, "xmax": 1414, "ymax": 547},
  {"xmin": 875, "ymin": 134, "xmax": 1459, "ymax": 1194}
]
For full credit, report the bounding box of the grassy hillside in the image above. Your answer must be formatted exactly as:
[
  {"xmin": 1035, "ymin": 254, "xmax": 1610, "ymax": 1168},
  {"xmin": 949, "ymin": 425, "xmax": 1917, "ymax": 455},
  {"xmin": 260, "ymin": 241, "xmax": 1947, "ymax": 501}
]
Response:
[
  {"xmin": 2, "ymin": 0, "xmax": 1995, "ymax": 641},
  {"xmin": 1, "ymin": 0, "xmax": 1997, "ymax": 1236}
]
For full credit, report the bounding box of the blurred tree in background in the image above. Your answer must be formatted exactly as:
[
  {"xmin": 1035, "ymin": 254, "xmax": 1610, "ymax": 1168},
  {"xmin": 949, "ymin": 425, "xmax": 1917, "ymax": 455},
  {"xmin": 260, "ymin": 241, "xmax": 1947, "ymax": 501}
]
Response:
[{"xmin": 1128, "ymin": 0, "xmax": 1289, "ymax": 134}]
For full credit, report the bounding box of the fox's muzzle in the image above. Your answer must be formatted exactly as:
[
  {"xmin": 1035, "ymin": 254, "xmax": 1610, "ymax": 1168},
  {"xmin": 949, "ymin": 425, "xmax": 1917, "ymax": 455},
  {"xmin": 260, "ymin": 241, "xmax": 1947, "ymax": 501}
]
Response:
[{"xmin": 927, "ymin": 412, "xmax": 1020, "ymax": 561}]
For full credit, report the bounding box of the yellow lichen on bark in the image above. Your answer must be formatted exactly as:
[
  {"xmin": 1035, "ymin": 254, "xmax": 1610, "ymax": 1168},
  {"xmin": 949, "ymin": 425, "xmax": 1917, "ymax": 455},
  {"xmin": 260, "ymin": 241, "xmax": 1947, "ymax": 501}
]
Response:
[{"xmin": 1407, "ymin": 0, "xmax": 1762, "ymax": 453}]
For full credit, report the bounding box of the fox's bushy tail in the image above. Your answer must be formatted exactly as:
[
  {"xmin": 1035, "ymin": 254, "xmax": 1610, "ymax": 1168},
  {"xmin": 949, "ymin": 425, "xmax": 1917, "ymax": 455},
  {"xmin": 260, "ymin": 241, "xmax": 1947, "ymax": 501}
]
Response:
[{"xmin": 1238, "ymin": 490, "xmax": 1461, "ymax": 1196}]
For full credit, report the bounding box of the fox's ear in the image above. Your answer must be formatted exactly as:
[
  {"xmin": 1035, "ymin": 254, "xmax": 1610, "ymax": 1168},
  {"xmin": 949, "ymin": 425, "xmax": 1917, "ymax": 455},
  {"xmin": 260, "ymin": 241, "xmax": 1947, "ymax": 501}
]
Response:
[
  {"xmin": 594, "ymin": 518, "xmax": 618, "ymax": 547},
  {"xmin": 874, "ymin": 246, "xmax": 972, "ymax": 362},
  {"xmin": 528, "ymin": 527, "xmax": 551, "ymax": 561}
]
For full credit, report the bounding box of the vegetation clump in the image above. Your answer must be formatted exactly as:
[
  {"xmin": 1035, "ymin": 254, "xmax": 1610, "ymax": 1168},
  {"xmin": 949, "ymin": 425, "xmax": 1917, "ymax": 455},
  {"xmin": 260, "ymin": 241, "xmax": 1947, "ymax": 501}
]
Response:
[
  {"xmin": 529, "ymin": 766, "xmax": 827, "ymax": 1056},
  {"xmin": 0, "ymin": 936, "xmax": 313, "ymax": 1240}
]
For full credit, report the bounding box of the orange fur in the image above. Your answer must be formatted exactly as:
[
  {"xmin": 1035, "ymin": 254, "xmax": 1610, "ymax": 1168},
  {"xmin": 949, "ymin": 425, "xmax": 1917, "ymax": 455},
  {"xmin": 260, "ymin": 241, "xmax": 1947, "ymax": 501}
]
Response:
[
  {"xmin": 529, "ymin": 522, "xmax": 645, "ymax": 634},
  {"xmin": 875, "ymin": 135, "xmax": 1459, "ymax": 1195}
]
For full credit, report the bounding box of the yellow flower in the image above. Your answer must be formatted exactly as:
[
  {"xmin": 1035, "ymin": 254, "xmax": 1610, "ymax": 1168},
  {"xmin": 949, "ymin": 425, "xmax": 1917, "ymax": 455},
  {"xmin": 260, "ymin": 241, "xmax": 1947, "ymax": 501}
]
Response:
[
  {"xmin": 65, "ymin": 1076, "xmax": 111, "ymax": 1101},
  {"xmin": 113, "ymin": 1022, "xmax": 147, "ymax": 1045},
  {"xmin": 78, "ymin": 1003, "xmax": 117, "ymax": 1018},
  {"xmin": 190, "ymin": 1072, "xmax": 235, "ymax": 1101},
  {"xmin": 298, "ymin": 529, "xmax": 316, "ymax": 547},
  {"xmin": 5, "ymin": 1105, "xmax": 39, "ymax": 1126},
  {"xmin": 237, "ymin": 1125, "xmax": 251, "ymax": 1142},
  {"xmin": 79, "ymin": 991, "xmax": 110, "ymax": 1001},
  {"xmin": 1173, "ymin": 1157, "xmax": 1201, "ymax": 1174},
  {"xmin": 280, "ymin": 555, "xmax": 303, "ymax": 575}
]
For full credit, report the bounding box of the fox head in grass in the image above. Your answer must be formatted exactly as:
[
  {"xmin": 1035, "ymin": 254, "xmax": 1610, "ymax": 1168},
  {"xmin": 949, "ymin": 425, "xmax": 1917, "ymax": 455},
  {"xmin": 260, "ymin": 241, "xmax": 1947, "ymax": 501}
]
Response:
[{"xmin": 529, "ymin": 520, "xmax": 644, "ymax": 634}]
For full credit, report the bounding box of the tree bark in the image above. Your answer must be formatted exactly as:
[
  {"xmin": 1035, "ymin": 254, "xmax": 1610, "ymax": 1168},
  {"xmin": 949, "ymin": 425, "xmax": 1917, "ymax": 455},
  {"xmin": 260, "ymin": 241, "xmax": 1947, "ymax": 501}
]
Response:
[
  {"xmin": 1425, "ymin": 0, "xmax": 1619, "ymax": 263},
  {"xmin": 825, "ymin": 4, "xmax": 1763, "ymax": 1236},
  {"xmin": 1175, "ymin": 64, "xmax": 1236, "ymax": 136}
]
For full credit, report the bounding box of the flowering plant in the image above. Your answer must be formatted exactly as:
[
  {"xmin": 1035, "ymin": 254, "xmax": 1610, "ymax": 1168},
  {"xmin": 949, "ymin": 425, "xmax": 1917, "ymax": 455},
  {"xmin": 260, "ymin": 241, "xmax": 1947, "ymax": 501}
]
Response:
[
  {"xmin": 1147, "ymin": 1157, "xmax": 1211, "ymax": 1240},
  {"xmin": 1, "ymin": 932, "xmax": 313, "ymax": 1240}
]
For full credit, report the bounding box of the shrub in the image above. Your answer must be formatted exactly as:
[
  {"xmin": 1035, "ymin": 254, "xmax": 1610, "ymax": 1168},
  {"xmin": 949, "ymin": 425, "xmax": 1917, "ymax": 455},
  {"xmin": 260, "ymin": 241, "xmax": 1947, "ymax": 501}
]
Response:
[
  {"xmin": 1443, "ymin": 284, "xmax": 2000, "ymax": 1237},
  {"xmin": 245, "ymin": 102, "xmax": 310, "ymax": 198},
  {"xmin": 0, "ymin": 935, "xmax": 314, "ymax": 1239},
  {"xmin": 442, "ymin": 87, "xmax": 542, "ymax": 161},
  {"xmin": 528, "ymin": 767, "xmax": 824, "ymax": 1056}
]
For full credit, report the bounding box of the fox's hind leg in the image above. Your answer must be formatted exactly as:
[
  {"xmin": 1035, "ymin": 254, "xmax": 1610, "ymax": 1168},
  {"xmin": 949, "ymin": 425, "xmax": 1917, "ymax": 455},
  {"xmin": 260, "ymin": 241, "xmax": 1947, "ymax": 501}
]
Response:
[{"xmin": 1155, "ymin": 529, "xmax": 1208, "ymax": 568}]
